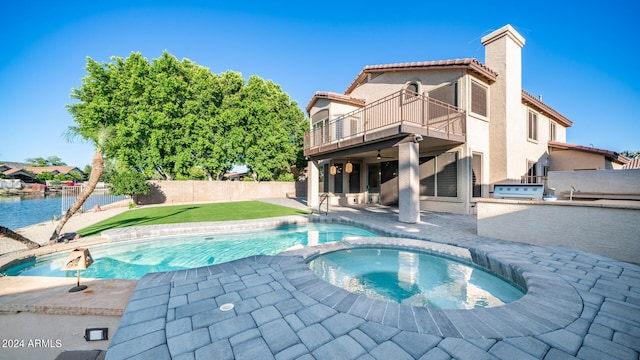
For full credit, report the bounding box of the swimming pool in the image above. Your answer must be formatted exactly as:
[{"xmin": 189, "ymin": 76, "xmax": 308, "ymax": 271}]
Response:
[
  {"xmin": 307, "ymin": 248, "xmax": 524, "ymax": 309},
  {"xmin": 3, "ymin": 223, "xmax": 378, "ymax": 279}
]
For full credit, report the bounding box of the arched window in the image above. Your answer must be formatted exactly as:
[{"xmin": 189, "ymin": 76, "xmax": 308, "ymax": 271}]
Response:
[{"xmin": 403, "ymin": 81, "xmax": 420, "ymax": 102}]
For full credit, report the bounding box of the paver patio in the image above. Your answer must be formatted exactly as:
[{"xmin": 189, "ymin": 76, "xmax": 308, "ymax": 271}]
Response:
[{"xmin": 105, "ymin": 201, "xmax": 640, "ymax": 359}]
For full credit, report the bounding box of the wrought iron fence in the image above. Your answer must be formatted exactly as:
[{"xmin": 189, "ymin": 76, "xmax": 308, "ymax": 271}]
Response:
[{"xmin": 61, "ymin": 184, "xmax": 129, "ymax": 214}]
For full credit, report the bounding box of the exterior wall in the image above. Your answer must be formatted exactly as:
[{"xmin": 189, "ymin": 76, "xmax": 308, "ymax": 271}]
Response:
[
  {"xmin": 483, "ymin": 25, "xmax": 525, "ymax": 184},
  {"xmin": 522, "ymin": 105, "xmax": 552, "ymax": 177},
  {"xmin": 137, "ymin": 180, "xmax": 303, "ymax": 205},
  {"xmin": 549, "ymin": 149, "xmax": 620, "ymax": 171},
  {"xmin": 477, "ymin": 199, "xmax": 640, "ymax": 264},
  {"xmin": 418, "ymin": 144, "xmax": 471, "ymax": 214},
  {"xmin": 547, "ymin": 169, "xmax": 640, "ymax": 197},
  {"xmin": 348, "ymin": 69, "xmax": 466, "ymax": 103}
]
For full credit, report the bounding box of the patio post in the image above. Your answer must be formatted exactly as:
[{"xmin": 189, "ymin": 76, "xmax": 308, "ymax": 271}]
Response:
[
  {"xmin": 398, "ymin": 141, "xmax": 420, "ymax": 223},
  {"xmin": 307, "ymin": 159, "xmax": 319, "ymax": 207}
]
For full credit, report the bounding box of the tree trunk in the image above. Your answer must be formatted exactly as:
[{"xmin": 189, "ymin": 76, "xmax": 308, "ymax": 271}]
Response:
[
  {"xmin": 49, "ymin": 149, "xmax": 104, "ymax": 243},
  {"xmin": 0, "ymin": 226, "xmax": 40, "ymax": 249}
]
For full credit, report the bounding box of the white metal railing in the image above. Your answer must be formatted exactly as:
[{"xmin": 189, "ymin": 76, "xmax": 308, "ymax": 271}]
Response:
[
  {"xmin": 304, "ymin": 89, "xmax": 466, "ymax": 151},
  {"xmin": 61, "ymin": 184, "xmax": 128, "ymax": 214}
]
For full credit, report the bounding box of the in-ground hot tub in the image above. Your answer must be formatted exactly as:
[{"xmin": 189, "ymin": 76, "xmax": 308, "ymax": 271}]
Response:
[{"xmin": 307, "ymin": 247, "xmax": 524, "ymax": 309}]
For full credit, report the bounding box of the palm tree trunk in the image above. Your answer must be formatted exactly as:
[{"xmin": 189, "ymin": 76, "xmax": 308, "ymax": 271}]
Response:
[
  {"xmin": 0, "ymin": 226, "xmax": 40, "ymax": 249},
  {"xmin": 49, "ymin": 149, "xmax": 104, "ymax": 243}
]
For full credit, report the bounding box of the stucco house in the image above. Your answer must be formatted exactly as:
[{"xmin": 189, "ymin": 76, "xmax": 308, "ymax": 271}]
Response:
[
  {"xmin": 0, "ymin": 164, "xmax": 84, "ymax": 182},
  {"xmin": 303, "ymin": 24, "xmax": 625, "ymax": 222}
]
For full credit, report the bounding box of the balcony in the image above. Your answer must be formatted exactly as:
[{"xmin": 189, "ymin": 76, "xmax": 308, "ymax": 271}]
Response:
[{"xmin": 304, "ymin": 89, "xmax": 466, "ymax": 156}]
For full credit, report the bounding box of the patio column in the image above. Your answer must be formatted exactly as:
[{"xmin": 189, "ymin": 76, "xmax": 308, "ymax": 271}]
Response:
[
  {"xmin": 307, "ymin": 159, "xmax": 319, "ymax": 207},
  {"xmin": 398, "ymin": 141, "xmax": 420, "ymax": 223}
]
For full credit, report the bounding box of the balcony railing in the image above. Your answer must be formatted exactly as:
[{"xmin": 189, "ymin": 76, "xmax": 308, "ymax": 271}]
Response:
[{"xmin": 304, "ymin": 89, "xmax": 466, "ymax": 152}]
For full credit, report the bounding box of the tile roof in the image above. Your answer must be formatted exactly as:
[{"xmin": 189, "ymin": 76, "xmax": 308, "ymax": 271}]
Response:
[
  {"xmin": 306, "ymin": 91, "xmax": 366, "ymax": 114},
  {"xmin": 522, "ymin": 90, "xmax": 573, "ymax": 127},
  {"xmin": 344, "ymin": 58, "xmax": 498, "ymax": 95},
  {"xmin": 624, "ymin": 157, "xmax": 640, "ymax": 169},
  {"xmin": 23, "ymin": 166, "xmax": 81, "ymax": 175},
  {"xmin": 548, "ymin": 141, "xmax": 629, "ymax": 165}
]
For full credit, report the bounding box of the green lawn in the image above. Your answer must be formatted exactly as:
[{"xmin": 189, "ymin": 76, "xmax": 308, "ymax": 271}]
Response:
[{"xmin": 78, "ymin": 201, "xmax": 311, "ymax": 237}]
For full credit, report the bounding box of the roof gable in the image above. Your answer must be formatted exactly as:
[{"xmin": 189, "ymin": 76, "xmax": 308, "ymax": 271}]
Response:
[
  {"xmin": 306, "ymin": 91, "xmax": 366, "ymax": 114},
  {"xmin": 549, "ymin": 141, "xmax": 628, "ymax": 165},
  {"xmin": 344, "ymin": 58, "xmax": 498, "ymax": 95},
  {"xmin": 522, "ymin": 90, "xmax": 573, "ymax": 127}
]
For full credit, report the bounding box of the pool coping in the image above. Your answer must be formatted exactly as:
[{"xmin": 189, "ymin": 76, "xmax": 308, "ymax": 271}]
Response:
[
  {"xmin": 281, "ymin": 237, "xmax": 583, "ymax": 338},
  {"xmin": 0, "ymin": 214, "xmax": 583, "ymax": 334}
]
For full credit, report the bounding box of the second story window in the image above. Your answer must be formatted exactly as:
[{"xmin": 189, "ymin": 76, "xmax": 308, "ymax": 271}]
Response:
[
  {"xmin": 403, "ymin": 82, "xmax": 420, "ymax": 102},
  {"xmin": 528, "ymin": 110, "xmax": 538, "ymax": 141},
  {"xmin": 549, "ymin": 121, "xmax": 557, "ymax": 141},
  {"xmin": 471, "ymin": 81, "xmax": 487, "ymax": 117},
  {"xmin": 407, "ymin": 82, "xmax": 419, "ymax": 94}
]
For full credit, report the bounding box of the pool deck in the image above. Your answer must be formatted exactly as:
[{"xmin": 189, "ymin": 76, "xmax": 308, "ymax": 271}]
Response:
[{"xmin": 104, "ymin": 200, "xmax": 640, "ymax": 360}]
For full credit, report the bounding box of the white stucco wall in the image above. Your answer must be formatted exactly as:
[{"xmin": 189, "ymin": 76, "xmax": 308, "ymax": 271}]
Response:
[
  {"xmin": 477, "ymin": 199, "xmax": 640, "ymax": 264},
  {"xmin": 548, "ymin": 169, "xmax": 640, "ymax": 197},
  {"xmin": 348, "ymin": 69, "xmax": 466, "ymax": 103}
]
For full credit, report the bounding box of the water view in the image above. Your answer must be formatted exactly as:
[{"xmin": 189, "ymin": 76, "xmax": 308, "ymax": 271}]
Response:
[{"xmin": 0, "ymin": 195, "xmax": 63, "ymax": 230}]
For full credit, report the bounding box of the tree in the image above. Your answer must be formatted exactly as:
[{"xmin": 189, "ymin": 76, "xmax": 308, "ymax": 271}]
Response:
[
  {"xmin": 621, "ymin": 150, "xmax": 640, "ymax": 159},
  {"xmin": 63, "ymin": 51, "xmax": 307, "ymax": 188},
  {"xmin": 240, "ymin": 76, "xmax": 307, "ymax": 181},
  {"xmin": 50, "ymin": 55, "xmax": 120, "ymax": 241},
  {"xmin": 47, "ymin": 156, "xmax": 67, "ymax": 166},
  {"xmin": 108, "ymin": 167, "xmax": 150, "ymax": 205},
  {"xmin": 50, "ymin": 127, "xmax": 112, "ymax": 242},
  {"xmin": 0, "ymin": 226, "xmax": 40, "ymax": 249},
  {"xmin": 36, "ymin": 172, "xmax": 54, "ymax": 181},
  {"xmin": 25, "ymin": 156, "xmax": 66, "ymax": 167},
  {"xmin": 25, "ymin": 157, "xmax": 49, "ymax": 167}
]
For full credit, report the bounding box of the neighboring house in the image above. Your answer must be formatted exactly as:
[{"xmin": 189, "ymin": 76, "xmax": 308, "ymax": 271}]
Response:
[
  {"xmin": 548, "ymin": 142, "xmax": 629, "ymax": 171},
  {"xmin": 223, "ymin": 171, "xmax": 247, "ymax": 181},
  {"xmin": 0, "ymin": 164, "xmax": 84, "ymax": 182},
  {"xmin": 303, "ymin": 24, "xmax": 622, "ymax": 222},
  {"xmin": 22, "ymin": 166, "xmax": 84, "ymax": 178},
  {"xmin": 623, "ymin": 158, "xmax": 640, "ymax": 170},
  {"xmin": 1, "ymin": 167, "xmax": 37, "ymax": 182}
]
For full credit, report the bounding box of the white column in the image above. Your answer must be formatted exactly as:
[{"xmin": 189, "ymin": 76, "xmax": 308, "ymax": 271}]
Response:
[
  {"xmin": 398, "ymin": 141, "xmax": 420, "ymax": 223},
  {"xmin": 307, "ymin": 160, "xmax": 319, "ymax": 207}
]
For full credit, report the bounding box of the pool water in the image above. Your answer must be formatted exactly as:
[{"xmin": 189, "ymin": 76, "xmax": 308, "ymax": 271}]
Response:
[
  {"xmin": 4, "ymin": 224, "xmax": 378, "ymax": 280},
  {"xmin": 308, "ymin": 248, "xmax": 524, "ymax": 309}
]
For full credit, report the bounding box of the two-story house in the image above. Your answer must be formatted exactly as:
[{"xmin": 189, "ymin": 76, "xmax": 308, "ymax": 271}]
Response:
[{"xmin": 303, "ymin": 24, "xmax": 583, "ymax": 222}]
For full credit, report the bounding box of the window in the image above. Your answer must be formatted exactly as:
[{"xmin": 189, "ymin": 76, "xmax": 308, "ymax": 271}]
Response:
[
  {"xmin": 312, "ymin": 109, "xmax": 329, "ymax": 145},
  {"xmin": 419, "ymin": 152, "xmax": 458, "ymax": 198},
  {"xmin": 335, "ymin": 115, "xmax": 344, "ymax": 139},
  {"xmin": 549, "ymin": 121, "xmax": 557, "ymax": 141},
  {"xmin": 526, "ymin": 161, "xmax": 537, "ymax": 183},
  {"xmin": 528, "ymin": 111, "xmax": 538, "ymax": 141},
  {"xmin": 333, "ymin": 163, "xmax": 343, "ymax": 193},
  {"xmin": 403, "ymin": 82, "xmax": 421, "ymax": 102},
  {"xmin": 471, "ymin": 81, "xmax": 487, "ymax": 117},
  {"xmin": 472, "ymin": 153, "xmax": 482, "ymax": 197},
  {"xmin": 348, "ymin": 163, "xmax": 361, "ymax": 193},
  {"xmin": 322, "ymin": 164, "xmax": 329, "ymax": 192}
]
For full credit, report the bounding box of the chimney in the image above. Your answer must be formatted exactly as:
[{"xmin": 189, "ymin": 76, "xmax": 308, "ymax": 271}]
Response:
[{"xmin": 481, "ymin": 25, "xmax": 526, "ymax": 183}]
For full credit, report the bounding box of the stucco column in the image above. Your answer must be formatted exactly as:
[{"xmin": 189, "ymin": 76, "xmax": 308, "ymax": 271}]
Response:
[
  {"xmin": 398, "ymin": 142, "xmax": 420, "ymax": 223},
  {"xmin": 307, "ymin": 159, "xmax": 319, "ymax": 208}
]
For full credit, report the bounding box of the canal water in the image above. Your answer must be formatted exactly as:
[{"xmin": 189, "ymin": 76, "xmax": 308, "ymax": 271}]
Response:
[
  {"xmin": 0, "ymin": 193, "xmax": 127, "ymax": 230},
  {"xmin": 0, "ymin": 195, "xmax": 63, "ymax": 230}
]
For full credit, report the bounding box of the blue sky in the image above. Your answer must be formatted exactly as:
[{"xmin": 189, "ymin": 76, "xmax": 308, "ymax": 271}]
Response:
[{"xmin": 1, "ymin": 0, "xmax": 639, "ymax": 168}]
